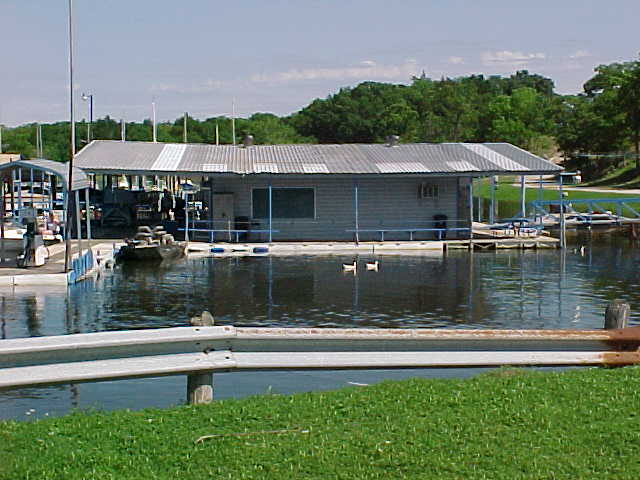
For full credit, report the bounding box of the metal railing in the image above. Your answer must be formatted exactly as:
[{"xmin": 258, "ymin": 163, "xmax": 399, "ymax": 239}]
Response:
[
  {"xmin": 347, "ymin": 219, "xmax": 471, "ymax": 241},
  {"xmin": 0, "ymin": 302, "xmax": 635, "ymax": 405},
  {"xmin": 530, "ymin": 198, "xmax": 640, "ymax": 223}
]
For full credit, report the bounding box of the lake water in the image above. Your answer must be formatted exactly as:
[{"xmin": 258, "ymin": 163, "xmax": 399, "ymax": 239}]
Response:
[{"xmin": 2, "ymin": 230, "xmax": 639, "ymax": 420}]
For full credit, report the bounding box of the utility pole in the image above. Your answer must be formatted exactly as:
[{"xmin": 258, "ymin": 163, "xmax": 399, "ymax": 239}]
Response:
[
  {"xmin": 64, "ymin": 0, "xmax": 75, "ymax": 273},
  {"xmin": 82, "ymin": 93, "xmax": 93, "ymax": 144},
  {"xmin": 183, "ymin": 112, "xmax": 188, "ymax": 143},
  {"xmin": 231, "ymin": 101, "xmax": 236, "ymax": 145},
  {"xmin": 152, "ymin": 101, "xmax": 157, "ymax": 142}
]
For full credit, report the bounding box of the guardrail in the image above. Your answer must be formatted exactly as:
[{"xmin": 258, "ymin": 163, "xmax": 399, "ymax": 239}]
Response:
[{"xmin": 0, "ymin": 301, "xmax": 636, "ymax": 405}]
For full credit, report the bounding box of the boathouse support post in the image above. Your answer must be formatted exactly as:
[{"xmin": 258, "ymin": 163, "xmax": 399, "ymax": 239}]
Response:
[
  {"xmin": 9, "ymin": 170, "xmax": 14, "ymax": 217},
  {"xmin": 184, "ymin": 191, "xmax": 189, "ymax": 244},
  {"xmin": 558, "ymin": 175, "xmax": 566, "ymax": 249},
  {"xmin": 520, "ymin": 175, "xmax": 526, "ymax": 218},
  {"xmin": 75, "ymin": 189, "xmax": 82, "ymax": 257},
  {"xmin": 49, "ymin": 174, "xmax": 54, "ymax": 212},
  {"xmin": 208, "ymin": 176, "xmax": 214, "ymax": 243},
  {"xmin": 41, "ymin": 171, "xmax": 45, "ymax": 210},
  {"xmin": 187, "ymin": 311, "xmax": 215, "ymax": 404},
  {"xmin": 353, "ymin": 179, "xmax": 359, "ymax": 244},
  {"xmin": 85, "ymin": 188, "xmax": 91, "ymax": 241},
  {"xmin": 468, "ymin": 178, "xmax": 473, "ymax": 241},
  {"xmin": 489, "ymin": 176, "xmax": 495, "ymax": 224},
  {"xmin": 62, "ymin": 185, "xmax": 68, "ymax": 258},
  {"xmin": 17, "ymin": 168, "xmax": 22, "ymax": 212},
  {"xmin": 605, "ymin": 300, "xmax": 630, "ymax": 330},
  {"xmin": 1, "ymin": 177, "xmax": 5, "ymax": 262},
  {"xmin": 268, "ymin": 182, "xmax": 273, "ymax": 243}
]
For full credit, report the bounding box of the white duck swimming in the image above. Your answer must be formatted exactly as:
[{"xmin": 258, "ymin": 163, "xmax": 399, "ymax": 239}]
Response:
[
  {"xmin": 342, "ymin": 260, "xmax": 357, "ymax": 272},
  {"xmin": 365, "ymin": 260, "xmax": 379, "ymax": 271}
]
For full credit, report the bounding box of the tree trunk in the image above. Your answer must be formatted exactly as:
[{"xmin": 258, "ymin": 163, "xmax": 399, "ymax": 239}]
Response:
[{"xmin": 634, "ymin": 123, "xmax": 640, "ymax": 171}]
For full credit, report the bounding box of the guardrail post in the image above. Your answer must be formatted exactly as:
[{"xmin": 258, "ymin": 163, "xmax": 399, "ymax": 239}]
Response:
[
  {"xmin": 187, "ymin": 311, "xmax": 215, "ymax": 405},
  {"xmin": 604, "ymin": 300, "xmax": 630, "ymax": 329}
]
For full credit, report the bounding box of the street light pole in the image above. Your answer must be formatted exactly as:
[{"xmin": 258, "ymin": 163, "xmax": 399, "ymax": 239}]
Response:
[
  {"xmin": 82, "ymin": 93, "xmax": 93, "ymax": 144},
  {"xmin": 65, "ymin": 0, "xmax": 75, "ymax": 273}
]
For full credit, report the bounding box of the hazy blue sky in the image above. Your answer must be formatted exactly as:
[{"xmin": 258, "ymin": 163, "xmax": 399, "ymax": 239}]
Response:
[{"xmin": 1, "ymin": 0, "xmax": 638, "ymax": 126}]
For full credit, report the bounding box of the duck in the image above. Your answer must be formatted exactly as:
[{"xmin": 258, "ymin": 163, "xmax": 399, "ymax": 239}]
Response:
[
  {"xmin": 365, "ymin": 260, "xmax": 379, "ymax": 271},
  {"xmin": 342, "ymin": 260, "xmax": 357, "ymax": 272}
]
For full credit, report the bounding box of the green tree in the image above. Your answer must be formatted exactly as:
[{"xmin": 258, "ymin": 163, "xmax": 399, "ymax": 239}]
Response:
[{"xmin": 486, "ymin": 88, "xmax": 553, "ymax": 154}]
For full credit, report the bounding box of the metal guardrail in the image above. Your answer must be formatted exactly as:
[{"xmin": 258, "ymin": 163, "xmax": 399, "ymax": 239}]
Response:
[{"xmin": 0, "ymin": 301, "xmax": 636, "ymax": 405}]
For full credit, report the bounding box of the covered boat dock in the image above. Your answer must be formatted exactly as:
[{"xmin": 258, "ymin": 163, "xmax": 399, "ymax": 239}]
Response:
[
  {"xmin": 74, "ymin": 140, "xmax": 562, "ymax": 243},
  {"xmin": 0, "ymin": 158, "xmax": 92, "ymax": 268}
]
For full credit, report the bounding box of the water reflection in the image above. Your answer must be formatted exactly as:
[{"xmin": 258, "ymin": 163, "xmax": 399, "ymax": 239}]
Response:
[{"xmin": 1, "ymin": 233, "xmax": 640, "ymax": 419}]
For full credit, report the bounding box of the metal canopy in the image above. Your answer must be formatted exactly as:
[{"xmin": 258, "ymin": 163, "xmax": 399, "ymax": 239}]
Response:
[
  {"xmin": 0, "ymin": 158, "xmax": 90, "ymax": 191},
  {"xmin": 75, "ymin": 140, "xmax": 562, "ymax": 177}
]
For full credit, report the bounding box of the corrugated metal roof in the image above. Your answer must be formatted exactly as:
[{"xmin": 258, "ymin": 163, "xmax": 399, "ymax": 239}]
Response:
[
  {"xmin": 152, "ymin": 144, "xmax": 186, "ymax": 171},
  {"xmin": 446, "ymin": 160, "xmax": 480, "ymax": 172},
  {"xmin": 254, "ymin": 163, "xmax": 278, "ymax": 173},
  {"xmin": 376, "ymin": 162, "xmax": 430, "ymax": 173},
  {"xmin": 201, "ymin": 163, "xmax": 227, "ymax": 172},
  {"xmin": 302, "ymin": 163, "xmax": 329, "ymax": 174},
  {"xmin": 0, "ymin": 158, "xmax": 90, "ymax": 191},
  {"xmin": 461, "ymin": 143, "xmax": 526, "ymax": 171},
  {"xmin": 75, "ymin": 140, "xmax": 562, "ymax": 176}
]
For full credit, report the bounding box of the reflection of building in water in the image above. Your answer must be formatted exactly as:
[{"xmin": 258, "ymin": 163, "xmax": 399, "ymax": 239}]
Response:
[
  {"xmin": 23, "ymin": 296, "xmax": 42, "ymax": 337},
  {"xmin": 91, "ymin": 255, "xmax": 500, "ymax": 329},
  {"xmin": 0, "ymin": 297, "xmax": 5, "ymax": 339}
]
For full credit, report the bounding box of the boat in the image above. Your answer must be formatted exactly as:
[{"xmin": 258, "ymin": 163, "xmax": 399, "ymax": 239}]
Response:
[
  {"xmin": 539, "ymin": 212, "xmax": 622, "ymax": 228},
  {"xmin": 116, "ymin": 226, "xmax": 186, "ymax": 262}
]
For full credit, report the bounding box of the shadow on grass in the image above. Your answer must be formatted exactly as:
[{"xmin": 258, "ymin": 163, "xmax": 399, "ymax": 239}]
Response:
[{"xmin": 585, "ymin": 166, "xmax": 639, "ymax": 187}]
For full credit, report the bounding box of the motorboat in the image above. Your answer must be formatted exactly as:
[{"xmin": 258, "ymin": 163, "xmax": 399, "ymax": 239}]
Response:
[{"xmin": 117, "ymin": 226, "xmax": 185, "ymax": 261}]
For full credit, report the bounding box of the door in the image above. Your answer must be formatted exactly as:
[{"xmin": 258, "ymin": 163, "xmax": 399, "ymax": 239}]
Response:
[{"xmin": 212, "ymin": 193, "xmax": 234, "ymax": 223}]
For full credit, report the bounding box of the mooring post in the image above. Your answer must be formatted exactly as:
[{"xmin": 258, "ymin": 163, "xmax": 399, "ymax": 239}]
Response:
[
  {"xmin": 604, "ymin": 300, "xmax": 630, "ymax": 330},
  {"xmin": 187, "ymin": 311, "xmax": 215, "ymax": 405}
]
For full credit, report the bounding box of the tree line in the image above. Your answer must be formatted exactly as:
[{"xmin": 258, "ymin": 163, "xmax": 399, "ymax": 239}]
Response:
[{"xmin": 1, "ymin": 56, "xmax": 639, "ymax": 180}]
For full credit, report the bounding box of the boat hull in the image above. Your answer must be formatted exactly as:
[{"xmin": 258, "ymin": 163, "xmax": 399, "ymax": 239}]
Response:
[{"xmin": 117, "ymin": 243, "xmax": 186, "ymax": 262}]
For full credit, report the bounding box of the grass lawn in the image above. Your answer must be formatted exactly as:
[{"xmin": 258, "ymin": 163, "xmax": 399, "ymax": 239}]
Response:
[
  {"xmin": 475, "ymin": 179, "xmax": 640, "ymax": 204},
  {"xmin": 474, "ymin": 179, "xmax": 640, "ymax": 217},
  {"xmin": 3, "ymin": 367, "xmax": 640, "ymax": 479}
]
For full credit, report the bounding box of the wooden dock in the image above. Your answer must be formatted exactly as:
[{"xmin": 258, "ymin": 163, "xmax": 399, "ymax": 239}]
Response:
[{"xmin": 445, "ymin": 236, "xmax": 560, "ymax": 251}]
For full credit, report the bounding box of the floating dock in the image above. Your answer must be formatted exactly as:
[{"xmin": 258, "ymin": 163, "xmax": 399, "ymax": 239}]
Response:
[{"xmin": 445, "ymin": 237, "xmax": 560, "ymax": 251}]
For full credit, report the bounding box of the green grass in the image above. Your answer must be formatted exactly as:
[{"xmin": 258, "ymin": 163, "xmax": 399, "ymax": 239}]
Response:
[
  {"xmin": 476, "ymin": 179, "xmax": 640, "ymax": 204},
  {"xmin": 475, "ymin": 179, "xmax": 640, "ymax": 217},
  {"xmin": 3, "ymin": 368, "xmax": 640, "ymax": 479},
  {"xmin": 581, "ymin": 165, "xmax": 640, "ymax": 188}
]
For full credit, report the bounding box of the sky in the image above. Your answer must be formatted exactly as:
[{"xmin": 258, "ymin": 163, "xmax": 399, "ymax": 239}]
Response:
[{"xmin": 1, "ymin": 0, "xmax": 639, "ymax": 127}]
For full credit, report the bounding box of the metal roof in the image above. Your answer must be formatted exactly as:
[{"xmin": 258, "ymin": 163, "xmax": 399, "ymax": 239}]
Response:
[
  {"xmin": 0, "ymin": 159, "xmax": 90, "ymax": 191},
  {"xmin": 75, "ymin": 140, "xmax": 562, "ymax": 176}
]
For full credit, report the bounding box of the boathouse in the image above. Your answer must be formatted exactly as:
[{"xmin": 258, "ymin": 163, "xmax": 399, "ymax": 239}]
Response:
[{"xmin": 74, "ymin": 140, "xmax": 561, "ymax": 242}]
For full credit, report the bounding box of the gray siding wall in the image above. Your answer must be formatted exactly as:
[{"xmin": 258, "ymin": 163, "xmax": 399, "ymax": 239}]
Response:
[{"xmin": 205, "ymin": 176, "xmax": 465, "ymax": 241}]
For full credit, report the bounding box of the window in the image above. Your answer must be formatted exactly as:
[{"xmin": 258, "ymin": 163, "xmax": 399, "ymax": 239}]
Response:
[
  {"xmin": 420, "ymin": 183, "xmax": 439, "ymax": 199},
  {"xmin": 252, "ymin": 188, "xmax": 315, "ymax": 219}
]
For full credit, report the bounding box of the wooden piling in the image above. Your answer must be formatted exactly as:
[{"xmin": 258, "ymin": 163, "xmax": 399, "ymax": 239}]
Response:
[
  {"xmin": 187, "ymin": 311, "xmax": 215, "ymax": 405},
  {"xmin": 604, "ymin": 300, "xmax": 630, "ymax": 330}
]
